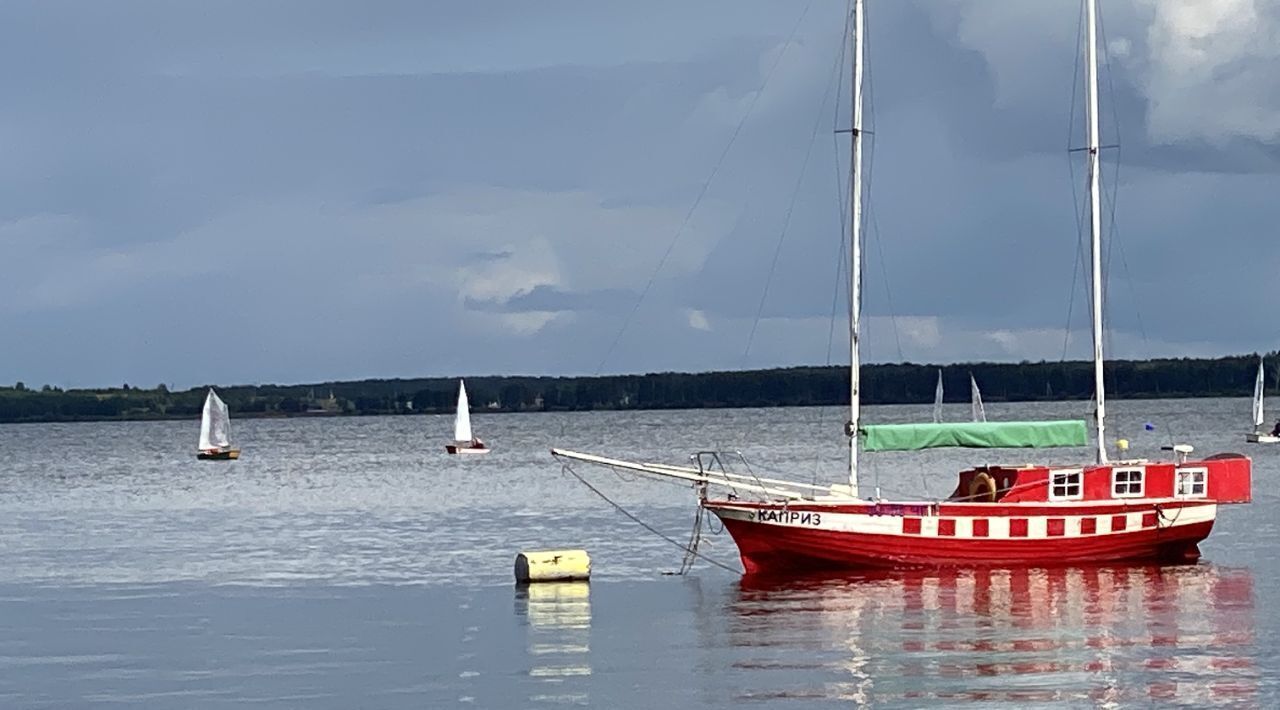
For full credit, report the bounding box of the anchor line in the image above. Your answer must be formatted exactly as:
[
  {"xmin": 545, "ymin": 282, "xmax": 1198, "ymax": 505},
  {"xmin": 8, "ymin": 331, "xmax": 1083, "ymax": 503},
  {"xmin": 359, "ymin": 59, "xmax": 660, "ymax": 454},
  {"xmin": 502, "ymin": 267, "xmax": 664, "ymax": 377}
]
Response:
[
  {"xmin": 678, "ymin": 504, "xmax": 705, "ymax": 575},
  {"xmin": 1154, "ymin": 502, "xmax": 1183, "ymax": 533},
  {"xmin": 560, "ymin": 463, "xmax": 741, "ymax": 574}
]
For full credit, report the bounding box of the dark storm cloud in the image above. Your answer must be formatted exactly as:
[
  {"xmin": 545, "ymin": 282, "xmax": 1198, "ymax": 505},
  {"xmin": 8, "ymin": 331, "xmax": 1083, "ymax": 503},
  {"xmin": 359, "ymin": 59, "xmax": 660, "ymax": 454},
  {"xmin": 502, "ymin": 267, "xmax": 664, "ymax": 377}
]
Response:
[{"xmin": 0, "ymin": 0, "xmax": 1276, "ymax": 388}]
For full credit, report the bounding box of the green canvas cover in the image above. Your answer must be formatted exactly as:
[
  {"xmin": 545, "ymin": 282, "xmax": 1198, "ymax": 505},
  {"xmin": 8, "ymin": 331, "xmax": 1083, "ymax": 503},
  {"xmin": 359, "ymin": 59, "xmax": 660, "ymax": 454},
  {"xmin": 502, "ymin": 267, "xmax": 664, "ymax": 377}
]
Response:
[{"xmin": 860, "ymin": 420, "xmax": 1088, "ymax": 452}]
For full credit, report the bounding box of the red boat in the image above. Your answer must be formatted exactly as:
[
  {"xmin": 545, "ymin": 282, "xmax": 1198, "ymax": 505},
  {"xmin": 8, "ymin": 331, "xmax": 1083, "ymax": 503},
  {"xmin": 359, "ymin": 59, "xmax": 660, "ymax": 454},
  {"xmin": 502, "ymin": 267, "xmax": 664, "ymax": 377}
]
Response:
[
  {"xmin": 552, "ymin": 441, "xmax": 1252, "ymax": 574},
  {"xmin": 551, "ymin": 0, "xmax": 1252, "ymax": 574},
  {"xmin": 705, "ymin": 451, "xmax": 1251, "ymax": 574}
]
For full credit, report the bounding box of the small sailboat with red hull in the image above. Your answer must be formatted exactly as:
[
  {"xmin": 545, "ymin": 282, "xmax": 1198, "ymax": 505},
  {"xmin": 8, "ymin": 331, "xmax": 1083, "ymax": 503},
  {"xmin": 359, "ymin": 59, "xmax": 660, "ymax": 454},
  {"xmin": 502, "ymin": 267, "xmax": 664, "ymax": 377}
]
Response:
[
  {"xmin": 551, "ymin": 0, "xmax": 1252, "ymax": 575},
  {"xmin": 445, "ymin": 379, "xmax": 490, "ymax": 455}
]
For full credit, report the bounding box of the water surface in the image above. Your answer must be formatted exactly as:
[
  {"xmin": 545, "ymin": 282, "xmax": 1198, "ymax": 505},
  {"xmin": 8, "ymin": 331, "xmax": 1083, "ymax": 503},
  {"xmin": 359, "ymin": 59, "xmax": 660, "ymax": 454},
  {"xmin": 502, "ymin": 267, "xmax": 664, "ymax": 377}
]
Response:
[{"xmin": 0, "ymin": 398, "xmax": 1275, "ymax": 706}]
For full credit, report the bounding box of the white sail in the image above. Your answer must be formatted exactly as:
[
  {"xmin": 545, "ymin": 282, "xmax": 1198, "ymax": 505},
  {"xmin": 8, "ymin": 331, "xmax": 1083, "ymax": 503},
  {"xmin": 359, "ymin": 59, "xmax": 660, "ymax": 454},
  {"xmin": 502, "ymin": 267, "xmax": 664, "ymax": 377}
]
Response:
[
  {"xmin": 454, "ymin": 380, "xmax": 473, "ymax": 442},
  {"xmin": 970, "ymin": 374, "xmax": 987, "ymax": 423},
  {"xmin": 1253, "ymin": 359, "xmax": 1266, "ymax": 430},
  {"xmin": 932, "ymin": 370, "xmax": 944, "ymax": 423},
  {"xmin": 198, "ymin": 388, "xmax": 231, "ymax": 451}
]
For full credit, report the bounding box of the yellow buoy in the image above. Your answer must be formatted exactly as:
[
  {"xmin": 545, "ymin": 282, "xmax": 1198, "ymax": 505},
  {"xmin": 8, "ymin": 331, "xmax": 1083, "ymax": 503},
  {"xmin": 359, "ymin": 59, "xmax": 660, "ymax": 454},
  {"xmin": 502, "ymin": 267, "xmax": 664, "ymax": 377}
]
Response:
[
  {"xmin": 515, "ymin": 549, "xmax": 591, "ymax": 583},
  {"xmin": 1117, "ymin": 438, "xmax": 1130, "ymax": 452}
]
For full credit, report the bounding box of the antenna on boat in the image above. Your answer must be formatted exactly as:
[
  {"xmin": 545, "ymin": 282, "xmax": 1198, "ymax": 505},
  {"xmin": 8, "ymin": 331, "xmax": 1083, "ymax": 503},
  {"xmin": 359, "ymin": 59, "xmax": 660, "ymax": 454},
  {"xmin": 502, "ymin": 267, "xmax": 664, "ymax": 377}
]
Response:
[
  {"xmin": 846, "ymin": 0, "xmax": 866, "ymax": 495},
  {"xmin": 1085, "ymin": 0, "xmax": 1108, "ymax": 465}
]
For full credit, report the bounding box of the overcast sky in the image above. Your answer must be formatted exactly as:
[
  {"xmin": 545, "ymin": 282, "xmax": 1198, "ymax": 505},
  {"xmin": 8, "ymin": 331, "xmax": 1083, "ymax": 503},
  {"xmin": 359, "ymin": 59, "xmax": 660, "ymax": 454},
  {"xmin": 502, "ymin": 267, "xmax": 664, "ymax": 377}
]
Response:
[{"xmin": 2, "ymin": 1, "xmax": 1277, "ymax": 389}]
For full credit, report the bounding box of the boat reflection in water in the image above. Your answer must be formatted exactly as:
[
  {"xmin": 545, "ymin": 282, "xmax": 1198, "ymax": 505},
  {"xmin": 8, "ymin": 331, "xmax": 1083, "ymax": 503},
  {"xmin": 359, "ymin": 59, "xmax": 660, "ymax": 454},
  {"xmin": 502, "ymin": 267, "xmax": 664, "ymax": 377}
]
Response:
[
  {"xmin": 514, "ymin": 581, "xmax": 592, "ymax": 706},
  {"xmin": 724, "ymin": 564, "xmax": 1257, "ymax": 706}
]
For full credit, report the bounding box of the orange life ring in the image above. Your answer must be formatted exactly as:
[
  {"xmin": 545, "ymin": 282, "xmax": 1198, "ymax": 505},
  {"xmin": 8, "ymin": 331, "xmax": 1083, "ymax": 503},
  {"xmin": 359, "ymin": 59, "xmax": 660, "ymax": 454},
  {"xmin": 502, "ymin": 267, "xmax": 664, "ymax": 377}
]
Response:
[{"xmin": 968, "ymin": 472, "xmax": 997, "ymax": 502}]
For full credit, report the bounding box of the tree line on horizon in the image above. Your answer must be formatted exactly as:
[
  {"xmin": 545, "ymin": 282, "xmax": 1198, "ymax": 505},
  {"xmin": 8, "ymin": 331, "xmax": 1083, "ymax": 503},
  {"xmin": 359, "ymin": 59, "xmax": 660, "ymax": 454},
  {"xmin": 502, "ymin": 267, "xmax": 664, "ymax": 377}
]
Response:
[{"xmin": 0, "ymin": 353, "xmax": 1276, "ymax": 423}]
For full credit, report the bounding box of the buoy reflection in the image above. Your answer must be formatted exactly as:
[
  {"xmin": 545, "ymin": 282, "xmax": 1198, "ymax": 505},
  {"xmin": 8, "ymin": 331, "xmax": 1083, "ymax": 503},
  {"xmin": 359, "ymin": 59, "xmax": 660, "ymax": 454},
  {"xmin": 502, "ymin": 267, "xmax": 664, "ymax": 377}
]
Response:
[{"xmin": 515, "ymin": 581, "xmax": 592, "ymax": 705}]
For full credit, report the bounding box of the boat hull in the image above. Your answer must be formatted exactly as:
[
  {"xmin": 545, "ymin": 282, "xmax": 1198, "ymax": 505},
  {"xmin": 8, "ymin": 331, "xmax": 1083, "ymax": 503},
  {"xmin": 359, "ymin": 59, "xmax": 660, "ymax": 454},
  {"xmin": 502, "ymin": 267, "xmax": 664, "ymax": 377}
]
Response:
[
  {"xmin": 197, "ymin": 449, "xmax": 240, "ymax": 460},
  {"xmin": 446, "ymin": 444, "xmax": 490, "ymax": 455},
  {"xmin": 706, "ymin": 500, "xmax": 1215, "ymax": 575},
  {"xmin": 1245, "ymin": 433, "xmax": 1280, "ymax": 443}
]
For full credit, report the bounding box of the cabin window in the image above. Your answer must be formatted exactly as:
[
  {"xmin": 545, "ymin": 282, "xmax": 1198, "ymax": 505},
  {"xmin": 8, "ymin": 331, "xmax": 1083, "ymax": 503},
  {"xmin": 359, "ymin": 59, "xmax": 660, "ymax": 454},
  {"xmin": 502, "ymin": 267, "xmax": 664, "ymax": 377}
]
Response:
[
  {"xmin": 1112, "ymin": 468, "xmax": 1144, "ymax": 498},
  {"xmin": 1049, "ymin": 469, "xmax": 1083, "ymax": 500},
  {"xmin": 1175, "ymin": 468, "xmax": 1208, "ymax": 498}
]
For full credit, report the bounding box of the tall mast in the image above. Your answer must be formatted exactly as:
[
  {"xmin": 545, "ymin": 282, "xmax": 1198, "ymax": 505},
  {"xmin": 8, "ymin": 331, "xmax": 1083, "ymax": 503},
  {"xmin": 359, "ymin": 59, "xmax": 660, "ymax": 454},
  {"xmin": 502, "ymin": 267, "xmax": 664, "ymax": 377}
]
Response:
[
  {"xmin": 1086, "ymin": 0, "xmax": 1107, "ymax": 464},
  {"xmin": 847, "ymin": 0, "xmax": 865, "ymax": 493}
]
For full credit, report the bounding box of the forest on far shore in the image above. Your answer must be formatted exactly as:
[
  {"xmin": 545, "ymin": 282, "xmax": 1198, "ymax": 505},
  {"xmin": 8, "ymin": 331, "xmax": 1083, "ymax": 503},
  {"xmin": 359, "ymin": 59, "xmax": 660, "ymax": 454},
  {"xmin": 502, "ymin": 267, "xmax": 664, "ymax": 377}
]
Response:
[{"xmin": 0, "ymin": 353, "xmax": 1276, "ymax": 423}]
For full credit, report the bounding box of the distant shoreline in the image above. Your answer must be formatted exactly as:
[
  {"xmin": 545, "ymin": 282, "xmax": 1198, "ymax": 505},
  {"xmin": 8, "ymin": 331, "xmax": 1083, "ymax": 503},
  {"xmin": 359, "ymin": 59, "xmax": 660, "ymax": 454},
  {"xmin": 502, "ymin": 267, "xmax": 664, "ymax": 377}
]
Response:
[
  {"xmin": 0, "ymin": 392, "xmax": 1256, "ymax": 427},
  {"xmin": 1, "ymin": 353, "xmax": 1274, "ymax": 424}
]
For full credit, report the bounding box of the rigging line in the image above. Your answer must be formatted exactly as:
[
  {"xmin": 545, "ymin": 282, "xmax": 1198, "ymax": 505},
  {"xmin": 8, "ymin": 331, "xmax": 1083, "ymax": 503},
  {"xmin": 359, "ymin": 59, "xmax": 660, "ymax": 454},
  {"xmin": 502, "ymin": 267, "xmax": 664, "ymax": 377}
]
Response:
[
  {"xmin": 742, "ymin": 38, "xmax": 844, "ymax": 362},
  {"xmin": 1061, "ymin": 0, "xmax": 1087, "ymax": 362},
  {"xmin": 832, "ymin": 0, "xmax": 851, "ymax": 172},
  {"xmin": 1063, "ymin": 176, "xmax": 1091, "ymax": 362},
  {"xmin": 868, "ymin": 208, "xmax": 903, "ymax": 361},
  {"xmin": 832, "ymin": 0, "xmax": 852, "ymax": 298},
  {"xmin": 826, "ymin": 237, "xmax": 848, "ymax": 368},
  {"xmin": 678, "ymin": 505, "xmax": 705, "ymax": 575},
  {"xmin": 1097, "ymin": 8, "xmax": 1116, "ymax": 360},
  {"xmin": 561, "ymin": 462, "xmax": 741, "ymax": 574},
  {"xmin": 1100, "ymin": 161, "xmax": 1149, "ymax": 351},
  {"xmin": 1097, "ymin": 7, "xmax": 1124, "ymax": 181},
  {"xmin": 818, "ymin": 234, "xmax": 849, "ymax": 486},
  {"xmin": 593, "ymin": 1, "xmax": 815, "ymax": 375},
  {"xmin": 1096, "ymin": 13, "xmax": 1147, "ymax": 353},
  {"xmin": 816, "ymin": 2, "xmax": 854, "ymax": 488},
  {"xmin": 857, "ymin": 0, "xmax": 903, "ymax": 363}
]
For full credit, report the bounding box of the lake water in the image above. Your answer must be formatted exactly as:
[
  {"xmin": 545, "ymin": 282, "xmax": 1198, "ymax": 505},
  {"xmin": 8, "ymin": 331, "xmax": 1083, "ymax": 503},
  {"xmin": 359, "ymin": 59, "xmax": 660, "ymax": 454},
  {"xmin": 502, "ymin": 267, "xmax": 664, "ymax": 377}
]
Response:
[{"xmin": 0, "ymin": 398, "xmax": 1276, "ymax": 707}]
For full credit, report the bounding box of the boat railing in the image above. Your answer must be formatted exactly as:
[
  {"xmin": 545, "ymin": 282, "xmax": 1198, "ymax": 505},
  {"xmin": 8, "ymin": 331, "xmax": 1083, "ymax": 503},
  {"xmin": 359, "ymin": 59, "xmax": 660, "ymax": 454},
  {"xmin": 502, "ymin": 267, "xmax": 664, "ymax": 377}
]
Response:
[
  {"xmin": 689, "ymin": 450, "xmax": 852, "ymax": 499},
  {"xmin": 690, "ymin": 450, "xmax": 747, "ymax": 477}
]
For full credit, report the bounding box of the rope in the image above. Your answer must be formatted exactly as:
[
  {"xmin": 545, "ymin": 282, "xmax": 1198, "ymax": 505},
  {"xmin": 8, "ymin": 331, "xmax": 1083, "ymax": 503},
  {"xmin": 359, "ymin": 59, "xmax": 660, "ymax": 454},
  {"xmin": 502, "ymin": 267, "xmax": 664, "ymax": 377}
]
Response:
[
  {"xmin": 742, "ymin": 34, "xmax": 843, "ymax": 362},
  {"xmin": 594, "ymin": 1, "xmax": 815, "ymax": 375},
  {"xmin": 678, "ymin": 504, "xmax": 706, "ymax": 575},
  {"xmin": 561, "ymin": 462, "xmax": 741, "ymax": 574},
  {"xmin": 1061, "ymin": 0, "xmax": 1087, "ymax": 361}
]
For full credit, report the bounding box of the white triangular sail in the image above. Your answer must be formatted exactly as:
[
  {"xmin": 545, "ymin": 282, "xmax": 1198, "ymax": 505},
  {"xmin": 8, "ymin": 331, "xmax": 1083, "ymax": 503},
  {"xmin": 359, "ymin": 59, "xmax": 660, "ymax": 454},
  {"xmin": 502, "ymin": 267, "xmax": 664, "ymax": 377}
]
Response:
[
  {"xmin": 970, "ymin": 374, "xmax": 987, "ymax": 423},
  {"xmin": 454, "ymin": 380, "xmax": 474, "ymax": 442},
  {"xmin": 932, "ymin": 370, "xmax": 944, "ymax": 423},
  {"xmin": 1253, "ymin": 359, "xmax": 1266, "ymax": 430},
  {"xmin": 199, "ymin": 388, "xmax": 232, "ymax": 451}
]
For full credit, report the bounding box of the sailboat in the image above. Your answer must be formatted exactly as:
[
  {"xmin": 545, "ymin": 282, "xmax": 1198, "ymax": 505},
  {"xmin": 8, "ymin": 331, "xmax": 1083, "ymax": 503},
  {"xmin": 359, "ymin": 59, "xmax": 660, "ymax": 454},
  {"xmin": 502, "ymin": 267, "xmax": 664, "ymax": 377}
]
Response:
[
  {"xmin": 552, "ymin": 0, "xmax": 1251, "ymax": 573},
  {"xmin": 934, "ymin": 370, "xmax": 988, "ymax": 423},
  {"xmin": 196, "ymin": 388, "xmax": 240, "ymax": 460},
  {"xmin": 970, "ymin": 374, "xmax": 986, "ymax": 423},
  {"xmin": 932, "ymin": 370, "xmax": 943, "ymax": 423},
  {"xmin": 445, "ymin": 379, "xmax": 490, "ymax": 455},
  {"xmin": 1246, "ymin": 358, "xmax": 1278, "ymax": 443}
]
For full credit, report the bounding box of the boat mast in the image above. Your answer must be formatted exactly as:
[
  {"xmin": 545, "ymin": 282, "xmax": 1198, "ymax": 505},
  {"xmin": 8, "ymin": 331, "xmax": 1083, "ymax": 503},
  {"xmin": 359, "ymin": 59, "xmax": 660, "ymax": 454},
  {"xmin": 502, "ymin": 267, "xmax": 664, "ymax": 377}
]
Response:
[
  {"xmin": 1085, "ymin": 0, "xmax": 1107, "ymax": 465},
  {"xmin": 847, "ymin": 0, "xmax": 865, "ymax": 494}
]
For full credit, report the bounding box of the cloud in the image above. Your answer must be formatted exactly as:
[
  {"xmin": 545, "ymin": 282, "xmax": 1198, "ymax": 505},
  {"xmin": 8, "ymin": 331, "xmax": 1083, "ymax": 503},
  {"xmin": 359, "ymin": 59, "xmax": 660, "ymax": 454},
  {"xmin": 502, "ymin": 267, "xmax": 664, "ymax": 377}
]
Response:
[
  {"xmin": 0, "ymin": 1, "xmax": 1276, "ymax": 388},
  {"xmin": 897, "ymin": 316, "xmax": 942, "ymax": 350},
  {"xmin": 1136, "ymin": 0, "xmax": 1280, "ymax": 144},
  {"xmin": 687, "ymin": 309, "xmax": 712, "ymax": 331},
  {"xmin": 926, "ymin": 0, "xmax": 1280, "ymax": 152},
  {"xmin": 470, "ymin": 285, "xmax": 635, "ymax": 314}
]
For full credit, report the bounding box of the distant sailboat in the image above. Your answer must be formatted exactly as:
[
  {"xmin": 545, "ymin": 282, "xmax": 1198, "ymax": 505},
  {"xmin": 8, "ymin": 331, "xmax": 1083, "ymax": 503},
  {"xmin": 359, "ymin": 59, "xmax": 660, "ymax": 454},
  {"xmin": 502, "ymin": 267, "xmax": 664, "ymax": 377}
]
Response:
[
  {"xmin": 1246, "ymin": 358, "xmax": 1278, "ymax": 443},
  {"xmin": 445, "ymin": 380, "xmax": 490, "ymax": 455},
  {"xmin": 970, "ymin": 374, "xmax": 986, "ymax": 423},
  {"xmin": 933, "ymin": 370, "xmax": 987, "ymax": 423},
  {"xmin": 932, "ymin": 369, "xmax": 944, "ymax": 423},
  {"xmin": 197, "ymin": 388, "xmax": 240, "ymax": 460}
]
